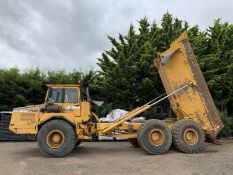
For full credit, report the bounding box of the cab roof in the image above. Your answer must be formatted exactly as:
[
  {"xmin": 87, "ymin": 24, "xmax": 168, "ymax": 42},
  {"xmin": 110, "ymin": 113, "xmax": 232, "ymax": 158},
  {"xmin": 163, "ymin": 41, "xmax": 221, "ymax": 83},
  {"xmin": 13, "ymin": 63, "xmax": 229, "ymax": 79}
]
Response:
[{"xmin": 47, "ymin": 84, "xmax": 80, "ymax": 87}]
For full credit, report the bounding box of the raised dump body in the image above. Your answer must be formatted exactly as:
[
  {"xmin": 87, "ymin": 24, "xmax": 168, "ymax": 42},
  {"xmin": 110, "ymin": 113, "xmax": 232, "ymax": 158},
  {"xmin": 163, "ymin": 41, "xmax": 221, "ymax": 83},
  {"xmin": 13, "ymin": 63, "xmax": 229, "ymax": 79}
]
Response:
[{"xmin": 155, "ymin": 33, "xmax": 224, "ymax": 139}]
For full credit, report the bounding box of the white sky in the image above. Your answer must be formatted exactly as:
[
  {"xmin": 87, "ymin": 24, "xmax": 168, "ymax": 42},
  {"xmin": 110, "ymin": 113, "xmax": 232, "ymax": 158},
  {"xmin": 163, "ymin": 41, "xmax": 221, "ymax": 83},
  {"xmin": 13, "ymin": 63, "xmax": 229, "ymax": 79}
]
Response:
[{"xmin": 0, "ymin": 0, "xmax": 232, "ymax": 71}]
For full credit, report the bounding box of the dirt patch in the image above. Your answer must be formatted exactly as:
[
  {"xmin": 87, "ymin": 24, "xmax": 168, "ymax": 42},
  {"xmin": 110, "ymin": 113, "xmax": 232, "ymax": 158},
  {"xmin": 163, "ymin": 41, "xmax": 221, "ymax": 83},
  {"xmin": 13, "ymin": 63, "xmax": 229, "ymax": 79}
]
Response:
[{"xmin": 0, "ymin": 140, "xmax": 232, "ymax": 175}]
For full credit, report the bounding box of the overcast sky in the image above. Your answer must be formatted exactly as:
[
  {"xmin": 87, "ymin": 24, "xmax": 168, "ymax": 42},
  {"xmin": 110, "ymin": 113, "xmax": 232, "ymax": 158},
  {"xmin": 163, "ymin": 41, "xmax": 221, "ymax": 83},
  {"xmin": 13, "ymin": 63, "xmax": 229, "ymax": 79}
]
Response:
[{"xmin": 0, "ymin": 0, "xmax": 232, "ymax": 71}]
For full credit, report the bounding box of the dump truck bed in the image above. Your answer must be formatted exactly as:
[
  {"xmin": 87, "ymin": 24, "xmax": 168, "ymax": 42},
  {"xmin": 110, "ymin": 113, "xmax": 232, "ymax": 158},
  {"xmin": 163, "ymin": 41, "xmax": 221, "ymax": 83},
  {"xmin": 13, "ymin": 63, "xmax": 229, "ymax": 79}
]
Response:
[{"xmin": 155, "ymin": 33, "xmax": 223, "ymax": 138}]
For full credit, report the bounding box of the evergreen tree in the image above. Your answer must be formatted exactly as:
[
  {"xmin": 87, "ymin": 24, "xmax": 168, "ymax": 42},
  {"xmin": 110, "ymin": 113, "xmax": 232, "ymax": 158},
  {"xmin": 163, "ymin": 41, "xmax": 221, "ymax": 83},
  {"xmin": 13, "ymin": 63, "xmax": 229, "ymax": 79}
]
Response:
[{"xmin": 97, "ymin": 13, "xmax": 194, "ymax": 112}]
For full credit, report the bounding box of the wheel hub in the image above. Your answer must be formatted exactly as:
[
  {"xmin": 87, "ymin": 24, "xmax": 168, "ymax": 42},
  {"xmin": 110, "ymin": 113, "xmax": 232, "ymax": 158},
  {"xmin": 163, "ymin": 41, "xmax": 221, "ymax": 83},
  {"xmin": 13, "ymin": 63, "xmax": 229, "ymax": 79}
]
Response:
[
  {"xmin": 183, "ymin": 128, "xmax": 198, "ymax": 145},
  {"xmin": 46, "ymin": 130, "xmax": 65, "ymax": 149},
  {"xmin": 149, "ymin": 129, "xmax": 164, "ymax": 146}
]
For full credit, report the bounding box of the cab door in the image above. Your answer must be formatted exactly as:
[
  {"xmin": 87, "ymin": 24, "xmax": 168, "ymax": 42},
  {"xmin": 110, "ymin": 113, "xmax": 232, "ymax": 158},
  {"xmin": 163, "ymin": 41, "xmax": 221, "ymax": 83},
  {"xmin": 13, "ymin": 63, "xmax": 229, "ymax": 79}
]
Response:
[{"xmin": 62, "ymin": 88, "xmax": 81, "ymax": 115}]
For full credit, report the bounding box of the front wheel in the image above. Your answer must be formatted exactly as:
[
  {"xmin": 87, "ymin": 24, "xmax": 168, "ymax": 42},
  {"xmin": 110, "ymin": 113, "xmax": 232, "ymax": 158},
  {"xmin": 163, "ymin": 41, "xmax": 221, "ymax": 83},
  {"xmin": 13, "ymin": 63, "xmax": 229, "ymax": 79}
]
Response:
[
  {"xmin": 137, "ymin": 119, "xmax": 172, "ymax": 155},
  {"xmin": 37, "ymin": 120, "xmax": 76, "ymax": 157}
]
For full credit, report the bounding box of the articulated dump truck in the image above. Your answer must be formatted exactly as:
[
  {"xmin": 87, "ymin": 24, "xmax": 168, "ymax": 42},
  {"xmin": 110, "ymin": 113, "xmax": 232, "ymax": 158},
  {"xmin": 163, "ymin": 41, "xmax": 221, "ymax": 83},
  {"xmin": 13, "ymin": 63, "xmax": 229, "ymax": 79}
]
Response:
[{"xmin": 9, "ymin": 33, "xmax": 223, "ymax": 157}]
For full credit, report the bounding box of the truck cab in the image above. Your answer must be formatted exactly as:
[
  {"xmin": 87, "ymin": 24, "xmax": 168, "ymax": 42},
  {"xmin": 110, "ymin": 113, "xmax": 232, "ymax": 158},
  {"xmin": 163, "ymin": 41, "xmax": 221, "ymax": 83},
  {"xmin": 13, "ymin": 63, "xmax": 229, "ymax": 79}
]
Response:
[
  {"xmin": 9, "ymin": 84, "xmax": 92, "ymax": 136},
  {"xmin": 41, "ymin": 84, "xmax": 82, "ymax": 113}
]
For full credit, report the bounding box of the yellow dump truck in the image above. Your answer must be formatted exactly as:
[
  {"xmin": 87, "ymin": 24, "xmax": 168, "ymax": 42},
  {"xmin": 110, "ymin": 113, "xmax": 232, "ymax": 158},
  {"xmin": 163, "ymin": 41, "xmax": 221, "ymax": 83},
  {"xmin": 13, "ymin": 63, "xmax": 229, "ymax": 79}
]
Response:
[{"xmin": 9, "ymin": 33, "xmax": 223, "ymax": 157}]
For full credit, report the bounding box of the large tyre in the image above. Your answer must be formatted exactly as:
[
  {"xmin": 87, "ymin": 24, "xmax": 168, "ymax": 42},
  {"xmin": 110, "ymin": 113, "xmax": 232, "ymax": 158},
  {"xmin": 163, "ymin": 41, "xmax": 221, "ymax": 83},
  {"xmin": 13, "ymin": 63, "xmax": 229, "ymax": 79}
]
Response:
[
  {"xmin": 137, "ymin": 119, "xmax": 172, "ymax": 155},
  {"xmin": 129, "ymin": 138, "xmax": 140, "ymax": 148},
  {"xmin": 172, "ymin": 119, "xmax": 205, "ymax": 154},
  {"xmin": 37, "ymin": 120, "xmax": 76, "ymax": 157}
]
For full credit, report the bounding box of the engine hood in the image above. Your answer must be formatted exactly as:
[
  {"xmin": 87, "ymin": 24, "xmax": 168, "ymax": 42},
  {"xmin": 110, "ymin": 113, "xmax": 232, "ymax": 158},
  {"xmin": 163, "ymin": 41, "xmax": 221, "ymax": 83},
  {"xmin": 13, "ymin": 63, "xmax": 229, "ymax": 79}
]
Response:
[{"xmin": 13, "ymin": 105, "xmax": 41, "ymax": 112}]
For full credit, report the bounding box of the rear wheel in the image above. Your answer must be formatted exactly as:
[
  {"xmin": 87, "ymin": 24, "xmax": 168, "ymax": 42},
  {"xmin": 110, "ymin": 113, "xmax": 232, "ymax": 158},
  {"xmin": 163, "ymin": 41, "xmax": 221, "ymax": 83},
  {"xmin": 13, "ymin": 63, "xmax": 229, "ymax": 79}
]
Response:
[
  {"xmin": 172, "ymin": 119, "xmax": 205, "ymax": 153},
  {"xmin": 37, "ymin": 120, "xmax": 76, "ymax": 157},
  {"xmin": 137, "ymin": 119, "xmax": 172, "ymax": 155}
]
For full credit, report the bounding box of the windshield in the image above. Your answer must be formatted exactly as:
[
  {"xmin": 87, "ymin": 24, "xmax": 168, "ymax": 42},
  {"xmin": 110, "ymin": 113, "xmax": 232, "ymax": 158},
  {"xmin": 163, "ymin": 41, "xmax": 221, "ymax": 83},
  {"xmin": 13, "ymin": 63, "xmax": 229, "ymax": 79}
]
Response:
[{"xmin": 47, "ymin": 88, "xmax": 78, "ymax": 103}]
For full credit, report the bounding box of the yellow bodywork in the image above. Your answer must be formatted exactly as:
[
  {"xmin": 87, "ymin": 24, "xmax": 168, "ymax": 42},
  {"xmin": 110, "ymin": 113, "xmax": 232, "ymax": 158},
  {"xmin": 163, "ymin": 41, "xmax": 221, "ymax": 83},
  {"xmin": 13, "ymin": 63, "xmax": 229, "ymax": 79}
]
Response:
[
  {"xmin": 9, "ymin": 84, "xmax": 141, "ymax": 140},
  {"xmin": 9, "ymin": 33, "xmax": 223, "ymax": 141},
  {"xmin": 155, "ymin": 33, "xmax": 223, "ymax": 138}
]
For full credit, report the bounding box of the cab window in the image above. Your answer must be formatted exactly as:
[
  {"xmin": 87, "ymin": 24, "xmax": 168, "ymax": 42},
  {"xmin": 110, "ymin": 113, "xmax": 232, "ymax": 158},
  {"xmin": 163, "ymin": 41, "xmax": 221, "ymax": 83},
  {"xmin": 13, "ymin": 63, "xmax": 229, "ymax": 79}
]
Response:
[
  {"xmin": 47, "ymin": 88, "xmax": 63, "ymax": 103},
  {"xmin": 64, "ymin": 88, "xmax": 78, "ymax": 103},
  {"xmin": 47, "ymin": 88, "xmax": 78, "ymax": 103}
]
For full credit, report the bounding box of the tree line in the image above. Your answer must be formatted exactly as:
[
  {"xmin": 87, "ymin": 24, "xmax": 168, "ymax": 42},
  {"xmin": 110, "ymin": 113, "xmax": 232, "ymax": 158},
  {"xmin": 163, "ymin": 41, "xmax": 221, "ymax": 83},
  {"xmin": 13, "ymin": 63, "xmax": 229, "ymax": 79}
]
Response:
[{"xmin": 0, "ymin": 13, "xmax": 232, "ymax": 136}]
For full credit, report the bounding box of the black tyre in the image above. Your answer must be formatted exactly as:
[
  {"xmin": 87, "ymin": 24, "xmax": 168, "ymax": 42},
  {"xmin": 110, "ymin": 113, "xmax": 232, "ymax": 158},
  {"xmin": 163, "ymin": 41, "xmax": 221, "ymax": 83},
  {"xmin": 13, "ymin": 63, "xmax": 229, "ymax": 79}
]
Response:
[
  {"xmin": 137, "ymin": 119, "xmax": 172, "ymax": 155},
  {"xmin": 37, "ymin": 120, "xmax": 76, "ymax": 157},
  {"xmin": 129, "ymin": 138, "xmax": 140, "ymax": 148},
  {"xmin": 172, "ymin": 119, "xmax": 205, "ymax": 153}
]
